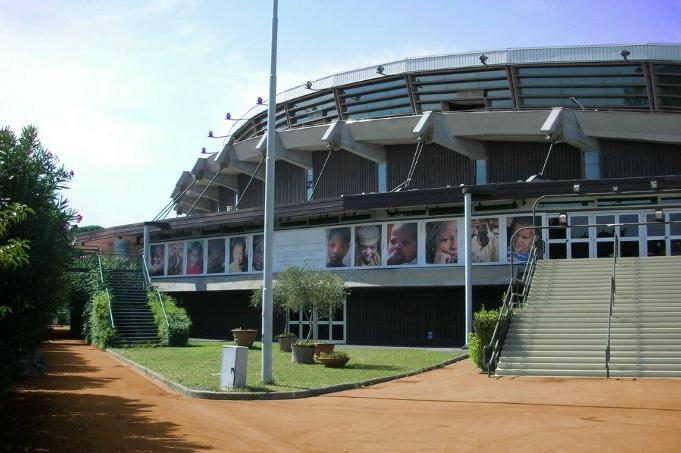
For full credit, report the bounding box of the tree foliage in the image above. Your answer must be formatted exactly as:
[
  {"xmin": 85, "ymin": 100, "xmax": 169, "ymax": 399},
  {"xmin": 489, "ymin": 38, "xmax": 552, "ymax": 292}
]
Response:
[
  {"xmin": 252, "ymin": 266, "xmax": 347, "ymax": 341},
  {"xmin": 0, "ymin": 125, "xmax": 76, "ymax": 388}
]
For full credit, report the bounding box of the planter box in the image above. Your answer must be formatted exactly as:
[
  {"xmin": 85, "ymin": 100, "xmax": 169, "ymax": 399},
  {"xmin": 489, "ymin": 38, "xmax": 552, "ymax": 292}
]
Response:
[
  {"xmin": 231, "ymin": 329, "xmax": 258, "ymax": 348},
  {"xmin": 278, "ymin": 335, "xmax": 296, "ymax": 352},
  {"xmin": 314, "ymin": 342, "xmax": 335, "ymax": 357},
  {"xmin": 291, "ymin": 344, "xmax": 316, "ymax": 364},
  {"xmin": 317, "ymin": 355, "xmax": 350, "ymax": 368}
]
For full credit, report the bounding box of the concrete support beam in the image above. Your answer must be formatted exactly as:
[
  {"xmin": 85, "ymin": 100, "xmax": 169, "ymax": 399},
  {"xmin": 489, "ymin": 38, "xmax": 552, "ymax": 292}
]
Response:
[
  {"xmin": 322, "ymin": 121, "xmax": 386, "ymax": 164},
  {"xmin": 540, "ymin": 107, "xmax": 600, "ymax": 151},
  {"xmin": 186, "ymin": 187, "xmax": 220, "ymax": 203},
  {"xmin": 412, "ymin": 111, "xmax": 487, "ymax": 160},
  {"xmin": 218, "ymin": 145, "xmax": 266, "ymax": 181},
  {"xmin": 177, "ymin": 196, "xmax": 213, "ymax": 214},
  {"xmin": 256, "ymin": 133, "xmax": 313, "ymax": 169}
]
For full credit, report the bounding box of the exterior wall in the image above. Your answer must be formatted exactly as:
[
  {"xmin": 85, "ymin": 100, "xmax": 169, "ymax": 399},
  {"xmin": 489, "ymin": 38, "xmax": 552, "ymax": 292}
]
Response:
[
  {"xmin": 346, "ymin": 286, "xmax": 505, "ymax": 346},
  {"xmin": 387, "ymin": 143, "xmax": 474, "ymax": 190},
  {"xmin": 236, "ymin": 161, "xmax": 307, "ymax": 209},
  {"xmin": 487, "ymin": 141, "xmax": 582, "ymax": 183},
  {"xmin": 312, "ymin": 149, "xmax": 377, "ymax": 200},
  {"xmin": 218, "ymin": 186, "xmax": 236, "ymax": 211},
  {"xmin": 172, "ymin": 290, "xmax": 287, "ymax": 339},
  {"xmin": 601, "ymin": 140, "xmax": 681, "ymax": 178}
]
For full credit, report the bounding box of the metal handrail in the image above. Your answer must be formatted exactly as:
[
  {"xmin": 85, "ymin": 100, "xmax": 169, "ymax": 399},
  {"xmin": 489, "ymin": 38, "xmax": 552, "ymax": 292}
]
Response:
[
  {"xmin": 605, "ymin": 233, "xmax": 618, "ymax": 378},
  {"xmin": 485, "ymin": 235, "xmax": 544, "ymax": 376},
  {"xmin": 97, "ymin": 254, "xmax": 115, "ymax": 329},
  {"xmin": 140, "ymin": 250, "xmax": 170, "ymax": 330}
]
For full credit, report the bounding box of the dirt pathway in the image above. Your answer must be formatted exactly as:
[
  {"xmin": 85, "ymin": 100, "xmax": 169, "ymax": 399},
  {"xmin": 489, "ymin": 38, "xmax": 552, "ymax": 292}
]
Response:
[{"xmin": 2, "ymin": 332, "xmax": 681, "ymax": 452}]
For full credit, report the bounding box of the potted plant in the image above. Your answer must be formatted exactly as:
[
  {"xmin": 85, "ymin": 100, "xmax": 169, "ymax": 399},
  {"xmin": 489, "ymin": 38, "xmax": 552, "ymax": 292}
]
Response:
[
  {"xmin": 277, "ymin": 331, "xmax": 297, "ymax": 352},
  {"xmin": 317, "ymin": 351, "xmax": 350, "ymax": 368},
  {"xmin": 231, "ymin": 327, "xmax": 258, "ymax": 348},
  {"xmin": 314, "ymin": 340, "xmax": 335, "ymax": 357},
  {"xmin": 291, "ymin": 340, "xmax": 317, "ymax": 364}
]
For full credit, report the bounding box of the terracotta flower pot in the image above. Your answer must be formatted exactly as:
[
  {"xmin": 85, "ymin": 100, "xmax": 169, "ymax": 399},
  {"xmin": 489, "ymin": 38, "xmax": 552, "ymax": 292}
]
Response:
[
  {"xmin": 314, "ymin": 342, "xmax": 335, "ymax": 357},
  {"xmin": 317, "ymin": 355, "xmax": 350, "ymax": 368},
  {"xmin": 291, "ymin": 344, "xmax": 316, "ymax": 364},
  {"xmin": 278, "ymin": 335, "xmax": 296, "ymax": 352},
  {"xmin": 231, "ymin": 329, "xmax": 258, "ymax": 348}
]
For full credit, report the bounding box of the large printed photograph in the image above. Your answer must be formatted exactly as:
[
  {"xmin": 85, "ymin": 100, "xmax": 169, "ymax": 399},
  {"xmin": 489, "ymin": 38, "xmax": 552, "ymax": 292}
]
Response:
[
  {"xmin": 149, "ymin": 244, "xmax": 165, "ymax": 276},
  {"xmin": 186, "ymin": 240, "xmax": 204, "ymax": 275},
  {"xmin": 326, "ymin": 227, "xmax": 351, "ymax": 268},
  {"xmin": 507, "ymin": 216, "xmax": 539, "ymax": 263},
  {"xmin": 207, "ymin": 238, "xmax": 226, "ymax": 274},
  {"xmin": 355, "ymin": 225, "xmax": 381, "ymax": 266},
  {"xmin": 167, "ymin": 242, "xmax": 184, "ymax": 275},
  {"xmin": 229, "ymin": 237, "xmax": 249, "ymax": 273},
  {"xmin": 425, "ymin": 220, "xmax": 458, "ymax": 264},
  {"xmin": 387, "ymin": 222, "xmax": 418, "ymax": 265},
  {"xmin": 471, "ymin": 218, "xmax": 499, "ymax": 263}
]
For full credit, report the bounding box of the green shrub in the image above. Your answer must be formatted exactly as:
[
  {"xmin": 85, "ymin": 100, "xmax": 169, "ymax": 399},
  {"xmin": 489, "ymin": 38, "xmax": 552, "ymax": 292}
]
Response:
[
  {"xmin": 83, "ymin": 291, "xmax": 117, "ymax": 348},
  {"xmin": 147, "ymin": 291, "xmax": 192, "ymax": 346},
  {"xmin": 469, "ymin": 306, "xmax": 502, "ymax": 370}
]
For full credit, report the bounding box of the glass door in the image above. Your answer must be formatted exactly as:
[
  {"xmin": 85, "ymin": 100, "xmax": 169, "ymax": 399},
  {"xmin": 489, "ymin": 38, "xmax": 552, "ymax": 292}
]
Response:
[
  {"xmin": 670, "ymin": 212, "xmax": 681, "ymax": 256},
  {"xmin": 568, "ymin": 214, "xmax": 591, "ymax": 259},
  {"xmin": 595, "ymin": 213, "xmax": 616, "ymax": 258},
  {"xmin": 618, "ymin": 213, "xmax": 641, "ymax": 257},
  {"xmin": 645, "ymin": 212, "xmax": 667, "ymax": 256}
]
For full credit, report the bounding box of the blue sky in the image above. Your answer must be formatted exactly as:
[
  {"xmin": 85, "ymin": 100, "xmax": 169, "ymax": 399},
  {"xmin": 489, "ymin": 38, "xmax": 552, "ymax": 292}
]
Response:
[{"xmin": 1, "ymin": 0, "xmax": 680, "ymax": 227}]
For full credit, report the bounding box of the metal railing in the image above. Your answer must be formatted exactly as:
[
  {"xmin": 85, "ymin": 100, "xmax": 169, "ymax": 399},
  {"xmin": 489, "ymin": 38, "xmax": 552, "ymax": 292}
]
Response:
[
  {"xmin": 96, "ymin": 254, "xmax": 115, "ymax": 329},
  {"xmin": 484, "ymin": 235, "xmax": 544, "ymax": 376},
  {"xmin": 140, "ymin": 250, "xmax": 170, "ymax": 330},
  {"xmin": 605, "ymin": 233, "xmax": 619, "ymax": 378}
]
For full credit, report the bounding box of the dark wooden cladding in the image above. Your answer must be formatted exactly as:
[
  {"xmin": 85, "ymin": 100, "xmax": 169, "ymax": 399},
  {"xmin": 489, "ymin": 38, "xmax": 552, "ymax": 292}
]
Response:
[
  {"xmin": 236, "ymin": 161, "xmax": 307, "ymax": 209},
  {"xmin": 387, "ymin": 143, "xmax": 473, "ymax": 190},
  {"xmin": 172, "ymin": 290, "xmax": 284, "ymax": 340},
  {"xmin": 487, "ymin": 141, "xmax": 582, "ymax": 183},
  {"xmin": 311, "ymin": 149, "xmax": 377, "ymax": 200},
  {"xmin": 237, "ymin": 174, "xmax": 264, "ymax": 209},
  {"xmin": 275, "ymin": 161, "xmax": 307, "ymax": 204},
  {"xmin": 218, "ymin": 186, "xmax": 236, "ymax": 211},
  {"xmin": 601, "ymin": 139, "xmax": 681, "ymax": 178},
  {"xmin": 346, "ymin": 286, "xmax": 504, "ymax": 346}
]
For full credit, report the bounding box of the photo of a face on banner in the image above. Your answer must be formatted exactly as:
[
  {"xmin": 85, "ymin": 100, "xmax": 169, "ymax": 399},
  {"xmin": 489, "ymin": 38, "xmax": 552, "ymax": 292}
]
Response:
[
  {"xmin": 186, "ymin": 240, "xmax": 204, "ymax": 275},
  {"xmin": 149, "ymin": 244, "xmax": 165, "ymax": 276},
  {"xmin": 326, "ymin": 227, "xmax": 351, "ymax": 268},
  {"xmin": 355, "ymin": 225, "xmax": 381, "ymax": 266},
  {"xmin": 207, "ymin": 238, "xmax": 226, "ymax": 274},
  {"xmin": 229, "ymin": 237, "xmax": 249, "ymax": 273},
  {"xmin": 472, "ymin": 218, "xmax": 499, "ymax": 263},
  {"xmin": 167, "ymin": 242, "xmax": 184, "ymax": 275},
  {"xmin": 387, "ymin": 222, "xmax": 418, "ymax": 265},
  {"xmin": 508, "ymin": 216, "xmax": 539, "ymax": 263},
  {"xmin": 252, "ymin": 235, "xmax": 264, "ymax": 272},
  {"xmin": 426, "ymin": 220, "xmax": 458, "ymax": 264}
]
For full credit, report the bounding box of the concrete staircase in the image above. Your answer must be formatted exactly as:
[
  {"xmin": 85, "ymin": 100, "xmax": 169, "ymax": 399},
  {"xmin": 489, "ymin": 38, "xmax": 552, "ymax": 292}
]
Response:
[
  {"xmin": 106, "ymin": 268, "xmax": 161, "ymax": 346},
  {"xmin": 496, "ymin": 256, "xmax": 681, "ymax": 377}
]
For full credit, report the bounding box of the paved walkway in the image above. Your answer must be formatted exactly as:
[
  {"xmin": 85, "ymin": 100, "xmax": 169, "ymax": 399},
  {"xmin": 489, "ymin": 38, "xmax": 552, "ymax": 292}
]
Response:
[{"xmin": 2, "ymin": 332, "xmax": 681, "ymax": 452}]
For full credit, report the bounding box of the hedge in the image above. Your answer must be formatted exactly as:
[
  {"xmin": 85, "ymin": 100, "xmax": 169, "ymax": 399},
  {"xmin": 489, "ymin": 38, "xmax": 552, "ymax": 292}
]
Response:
[
  {"xmin": 469, "ymin": 306, "xmax": 502, "ymax": 370},
  {"xmin": 147, "ymin": 291, "xmax": 192, "ymax": 346},
  {"xmin": 83, "ymin": 291, "xmax": 117, "ymax": 348}
]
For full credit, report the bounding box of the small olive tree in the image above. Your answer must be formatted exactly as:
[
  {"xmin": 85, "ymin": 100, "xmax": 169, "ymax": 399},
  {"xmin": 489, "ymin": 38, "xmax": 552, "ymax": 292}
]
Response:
[{"xmin": 251, "ymin": 266, "xmax": 347, "ymax": 341}]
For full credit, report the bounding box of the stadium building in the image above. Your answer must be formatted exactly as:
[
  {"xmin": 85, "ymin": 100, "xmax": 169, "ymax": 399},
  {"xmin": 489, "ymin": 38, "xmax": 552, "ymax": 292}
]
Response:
[{"xmin": 80, "ymin": 43, "xmax": 681, "ymax": 359}]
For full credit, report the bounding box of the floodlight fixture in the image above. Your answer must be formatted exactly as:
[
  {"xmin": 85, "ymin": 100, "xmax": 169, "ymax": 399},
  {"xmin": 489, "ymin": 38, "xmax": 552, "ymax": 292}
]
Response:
[
  {"xmin": 208, "ymin": 131, "xmax": 228, "ymax": 138},
  {"xmin": 650, "ymin": 179, "xmax": 658, "ymax": 190},
  {"xmin": 376, "ymin": 65, "xmax": 386, "ymax": 76},
  {"xmin": 573, "ymin": 183, "xmax": 580, "ymax": 193},
  {"xmin": 304, "ymin": 80, "xmax": 323, "ymax": 91},
  {"xmin": 225, "ymin": 113, "xmax": 250, "ymax": 121},
  {"xmin": 654, "ymin": 207, "xmax": 664, "ymax": 222},
  {"xmin": 257, "ymin": 96, "xmax": 265, "ymax": 105},
  {"xmin": 479, "ymin": 54, "xmax": 488, "ymax": 65},
  {"xmin": 569, "ymin": 96, "xmax": 585, "ymax": 110},
  {"xmin": 558, "ymin": 212, "xmax": 568, "ymax": 226},
  {"xmin": 620, "ymin": 49, "xmax": 630, "ymax": 62}
]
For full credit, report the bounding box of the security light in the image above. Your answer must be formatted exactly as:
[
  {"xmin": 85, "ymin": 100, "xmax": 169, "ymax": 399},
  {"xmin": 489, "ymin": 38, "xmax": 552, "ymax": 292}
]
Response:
[
  {"xmin": 573, "ymin": 183, "xmax": 580, "ymax": 193},
  {"xmin": 569, "ymin": 96, "xmax": 585, "ymax": 110},
  {"xmin": 208, "ymin": 131, "xmax": 214, "ymax": 138},
  {"xmin": 201, "ymin": 147, "xmax": 207, "ymax": 154},
  {"xmin": 257, "ymin": 97, "xmax": 265, "ymax": 105},
  {"xmin": 654, "ymin": 208, "xmax": 664, "ymax": 222},
  {"xmin": 376, "ymin": 65, "xmax": 385, "ymax": 75},
  {"xmin": 650, "ymin": 179, "xmax": 658, "ymax": 190},
  {"xmin": 479, "ymin": 54, "xmax": 488, "ymax": 65},
  {"xmin": 558, "ymin": 212, "xmax": 568, "ymax": 226},
  {"xmin": 305, "ymin": 81, "xmax": 313, "ymax": 89},
  {"xmin": 612, "ymin": 185, "xmax": 619, "ymax": 192},
  {"xmin": 620, "ymin": 49, "xmax": 630, "ymax": 62}
]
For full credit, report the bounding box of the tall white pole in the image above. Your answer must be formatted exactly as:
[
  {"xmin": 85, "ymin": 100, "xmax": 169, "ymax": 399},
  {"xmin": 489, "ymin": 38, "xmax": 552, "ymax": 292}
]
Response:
[
  {"xmin": 261, "ymin": 0, "xmax": 278, "ymax": 384},
  {"xmin": 463, "ymin": 189, "xmax": 473, "ymax": 347}
]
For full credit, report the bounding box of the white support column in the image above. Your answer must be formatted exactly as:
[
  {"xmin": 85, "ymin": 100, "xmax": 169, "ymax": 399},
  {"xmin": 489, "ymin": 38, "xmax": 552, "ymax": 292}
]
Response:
[
  {"xmin": 143, "ymin": 224, "xmax": 150, "ymax": 266},
  {"xmin": 463, "ymin": 189, "xmax": 473, "ymax": 347},
  {"xmin": 261, "ymin": 0, "xmax": 278, "ymax": 385}
]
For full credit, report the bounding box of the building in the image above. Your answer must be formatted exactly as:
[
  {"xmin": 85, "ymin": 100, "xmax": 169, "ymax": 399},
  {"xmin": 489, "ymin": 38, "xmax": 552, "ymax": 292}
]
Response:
[{"xmin": 79, "ymin": 43, "xmax": 681, "ymax": 347}]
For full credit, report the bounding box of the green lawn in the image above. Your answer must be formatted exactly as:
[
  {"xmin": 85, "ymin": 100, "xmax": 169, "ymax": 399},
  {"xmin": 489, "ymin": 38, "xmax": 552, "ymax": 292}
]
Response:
[{"xmin": 111, "ymin": 341, "xmax": 462, "ymax": 392}]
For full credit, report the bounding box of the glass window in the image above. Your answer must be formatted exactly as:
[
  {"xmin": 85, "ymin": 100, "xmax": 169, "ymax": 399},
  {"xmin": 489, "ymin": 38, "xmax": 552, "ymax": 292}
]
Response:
[
  {"xmin": 548, "ymin": 217, "xmax": 567, "ymax": 239},
  {"xmin": 415, "ymin": 69, "xmax": 508, "ymax": 83},
  {"xmin": 571, "ymin": 243, "xmax": 590, "ymax": 258},
  {"xmin": 343, "ymin": 78, "xmax": 406, "ymax": 95},
  {"xmin": 655, "ymin": 64, "xmax": 681, "ymax": 74},
  {"xmin": 345, "ymin": 98, "xmax": 411, "ymax": 113},
  {"xmin": 570, "ymin": 216, "xmax": 589, "ymax": 239},
  {"xmin": 596, "ymin": 215, "xmax": 615, "ymax": 237},
  {"xmin": 584, "ymin": 151, "xmax": 600, "ymax": 179},
  {"xmin": 620, "ymin": 241, "xmax": 639, "ymax": 257},
  {"xmin": 518, "ymin": 65, "xmax": 644, "ymax": 76},
  {"xmin": 518, "ymin": 86, "xmax": 646, "ymax": 96},
  {"xmin": 657, "ymin": 86, "xmax": 681, "ymax": 96},
  {"xmin": 521, "ymin": 76, "xmax": 646, "ymax": 86},
  {"xmin": 345, "ymin": 105, "xmax": 414, "ymax": 119},
  {"xmin": 672, "ymin": 240, "xmax": 681, "ymax": 256},
  {"xmin": 648, "ymin": 240, "xmax": 666, "ymax": 256},
  {"xmin": 619, "ymin": 214, "xmax": 639, "ymax": 237},
  {"xmin": 487, "ymin": 99, "xmax": 514, "ymax": 109},
  {"xmin": 486, "ymin": 89, "xmax": 512, "ymax": 98},
  {"xmin": 342, "ymin": 87, "xmax": 408, "ymax": 103},
  {"xmin": 671, "ymin": 213, "xmax": 681, "ymax": 236},
  {"xmin": 415, "ymin": 79, "xmax": 509, "ymax": 92},
  {"xmin": 597, "ymin": 241, "xmax": 614, "ymax": 258},
  {"xmin": 288, "ymin": 92, "xmax": 335, "ymax": 110},
  {"xmin": 520, "ymin": 97, "xmax": 648, "ymax": 107},
  {"xmin": 475, "ymin": 160, "xmax": 487, "ymax": 185},
  {"xmin": 646, "ymin": 214, "xmax": 666, "ymax": 236},
  {"xmin": 378, "ymin": 163, "xmax": 387, "ymax": 192},
  {"xmin": 549, "ymin": 243, "xmax": 567, "ymax": 259}
]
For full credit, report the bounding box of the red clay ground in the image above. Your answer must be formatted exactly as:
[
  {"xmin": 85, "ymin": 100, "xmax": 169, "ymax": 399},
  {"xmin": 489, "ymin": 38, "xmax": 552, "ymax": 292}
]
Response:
[{"xmin": 2, "ymin": 331, "xmax": 681, "ymax": 452}]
